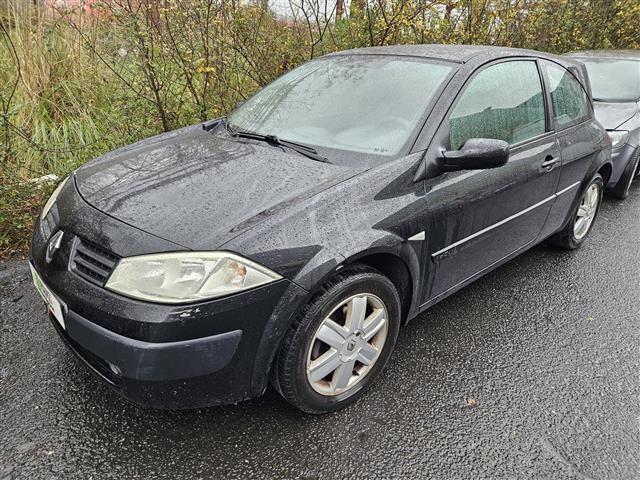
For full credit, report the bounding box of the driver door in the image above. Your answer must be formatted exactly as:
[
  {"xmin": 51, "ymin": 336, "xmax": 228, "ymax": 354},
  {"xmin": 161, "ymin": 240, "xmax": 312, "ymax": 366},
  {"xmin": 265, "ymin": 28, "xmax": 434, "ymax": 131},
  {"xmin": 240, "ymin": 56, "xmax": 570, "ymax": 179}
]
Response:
[{"xmin": 421, "ymin": 59, "xmax": 562, "ymax": 303}]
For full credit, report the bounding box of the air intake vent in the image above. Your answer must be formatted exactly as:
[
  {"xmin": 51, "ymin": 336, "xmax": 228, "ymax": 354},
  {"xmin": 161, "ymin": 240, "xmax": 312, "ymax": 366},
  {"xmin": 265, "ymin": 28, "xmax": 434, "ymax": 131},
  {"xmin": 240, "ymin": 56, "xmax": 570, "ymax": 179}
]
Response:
[{"xmin": 70, "ymin": 237, "xmax": 119, "ymax": 286}]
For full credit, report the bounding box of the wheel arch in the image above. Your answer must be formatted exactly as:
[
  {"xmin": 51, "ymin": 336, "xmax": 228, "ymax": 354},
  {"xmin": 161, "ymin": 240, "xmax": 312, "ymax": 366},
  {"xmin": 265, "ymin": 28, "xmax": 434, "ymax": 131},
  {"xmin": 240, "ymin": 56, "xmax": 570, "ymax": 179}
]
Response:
[
  {"xmin": 255, "ymin": 245, "xmax": 420, "ymax": 398},
  {"xmin": 253, "ymin": 240, "xmax": 422, "ymax": 397},
  {"xmin": 341, "ymin": 245, "xmax": 421, "ymax": 324}
]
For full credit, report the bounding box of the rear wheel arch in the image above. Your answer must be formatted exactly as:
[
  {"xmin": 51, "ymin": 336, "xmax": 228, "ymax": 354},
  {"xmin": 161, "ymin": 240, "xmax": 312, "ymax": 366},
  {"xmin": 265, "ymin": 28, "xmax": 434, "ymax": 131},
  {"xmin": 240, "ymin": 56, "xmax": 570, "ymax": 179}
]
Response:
[{"xmin": 548, "ymin": 172, "xmax": 603, "ymax": 249}]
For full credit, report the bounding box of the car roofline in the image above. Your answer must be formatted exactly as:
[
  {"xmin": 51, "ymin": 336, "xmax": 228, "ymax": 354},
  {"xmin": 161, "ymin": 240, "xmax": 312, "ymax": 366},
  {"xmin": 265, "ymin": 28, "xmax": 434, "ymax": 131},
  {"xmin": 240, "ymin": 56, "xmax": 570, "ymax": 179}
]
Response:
[{"xmin": 323, "ymin": 44, "xmax": 576, "ymax": 66}]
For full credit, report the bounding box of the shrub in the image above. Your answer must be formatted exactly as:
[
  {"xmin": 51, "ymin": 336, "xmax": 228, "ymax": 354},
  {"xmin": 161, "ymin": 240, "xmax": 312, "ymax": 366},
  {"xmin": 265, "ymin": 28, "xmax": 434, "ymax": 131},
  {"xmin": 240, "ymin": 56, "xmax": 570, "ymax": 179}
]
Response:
[{"xmin": 1, "ymin": 0, "xmax": 638, "ymax": 257}]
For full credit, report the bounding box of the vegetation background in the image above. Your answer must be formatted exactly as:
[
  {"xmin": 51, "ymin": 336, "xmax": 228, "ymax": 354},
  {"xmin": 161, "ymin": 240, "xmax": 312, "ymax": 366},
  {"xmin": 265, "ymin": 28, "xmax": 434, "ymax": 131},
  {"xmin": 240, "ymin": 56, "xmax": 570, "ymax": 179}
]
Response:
[{"xmin": 1, "ymin": 0, "xmax": 639, "ymax": 256}]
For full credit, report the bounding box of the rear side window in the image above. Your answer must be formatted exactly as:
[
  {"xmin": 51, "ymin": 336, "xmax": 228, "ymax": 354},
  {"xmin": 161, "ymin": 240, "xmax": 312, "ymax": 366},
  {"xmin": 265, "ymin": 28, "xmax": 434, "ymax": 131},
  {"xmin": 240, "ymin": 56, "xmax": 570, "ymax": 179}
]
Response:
[
  {"xmin": 543, "ymin": 61, "xmax": 590, "ymax": 128},
  {"xmin": 449, "ymin": 60, "xmax": 546, "ymax": 150}
]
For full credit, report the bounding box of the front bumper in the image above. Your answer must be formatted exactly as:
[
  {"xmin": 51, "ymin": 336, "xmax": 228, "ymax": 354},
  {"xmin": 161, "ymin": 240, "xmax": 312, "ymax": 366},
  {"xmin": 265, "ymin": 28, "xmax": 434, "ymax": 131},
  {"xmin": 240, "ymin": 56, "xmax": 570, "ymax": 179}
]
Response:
[
  {"xmin": 36, "ymin": 270, "xmax": 301, "ymax": 409},
  {"xmin": 30, "ymin": 180, "xmax": 309, "ymax": 409},
  {"xmin": 608, "ymin": 143, "xmax": 638, "ymax": 187},
  {"xmin": 48, "ymin": 307, "xmax": 246, "ymax": 408}
]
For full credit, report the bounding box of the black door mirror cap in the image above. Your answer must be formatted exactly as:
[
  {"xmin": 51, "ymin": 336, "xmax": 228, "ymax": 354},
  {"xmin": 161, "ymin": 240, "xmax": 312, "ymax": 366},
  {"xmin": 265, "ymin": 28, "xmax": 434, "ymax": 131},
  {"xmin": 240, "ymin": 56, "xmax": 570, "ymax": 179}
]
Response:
[{"xmin": 441, "ymin": 138, "xmax": 510, "ymax": 171}]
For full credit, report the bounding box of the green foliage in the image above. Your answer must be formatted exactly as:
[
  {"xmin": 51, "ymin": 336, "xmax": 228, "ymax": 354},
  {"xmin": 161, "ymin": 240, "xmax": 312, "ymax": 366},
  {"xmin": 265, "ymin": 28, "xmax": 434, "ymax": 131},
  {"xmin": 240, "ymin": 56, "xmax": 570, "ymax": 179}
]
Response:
[
  {"xmin": 1, "ymin": 0, "xmax": 639, "ymax": 256},
  {"xmin": 0, "ymin": 180, "xmax": 49, "ymax": 257}
]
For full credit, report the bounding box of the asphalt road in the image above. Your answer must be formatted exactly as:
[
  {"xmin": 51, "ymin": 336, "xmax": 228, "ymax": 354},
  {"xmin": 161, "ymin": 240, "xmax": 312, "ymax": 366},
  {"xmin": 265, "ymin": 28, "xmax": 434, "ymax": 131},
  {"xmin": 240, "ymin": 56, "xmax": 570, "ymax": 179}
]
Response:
[{"xmin": 1, "ymin": 187, "xmax": 639, "ymax": 480}]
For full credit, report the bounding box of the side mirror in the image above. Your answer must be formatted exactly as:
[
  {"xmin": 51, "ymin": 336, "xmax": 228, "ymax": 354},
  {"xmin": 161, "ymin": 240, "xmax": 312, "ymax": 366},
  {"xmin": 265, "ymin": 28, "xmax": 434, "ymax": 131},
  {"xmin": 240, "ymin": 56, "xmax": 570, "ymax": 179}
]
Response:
[{"xmin": 441, "ymin": 138, "xmax": 509, "ymax": 171}]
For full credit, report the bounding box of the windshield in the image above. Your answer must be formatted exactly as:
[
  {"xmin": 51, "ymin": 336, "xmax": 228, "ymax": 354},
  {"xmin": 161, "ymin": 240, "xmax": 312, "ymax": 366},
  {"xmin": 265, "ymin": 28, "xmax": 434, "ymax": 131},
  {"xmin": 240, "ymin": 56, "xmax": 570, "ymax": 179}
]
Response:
[
  {"xmin": 227, "ymin": 55, "xmax": 453, "ymax": 157},
  {"xmin": 579, "ymin": 58, "xmax": 640, "ymax": 102}
]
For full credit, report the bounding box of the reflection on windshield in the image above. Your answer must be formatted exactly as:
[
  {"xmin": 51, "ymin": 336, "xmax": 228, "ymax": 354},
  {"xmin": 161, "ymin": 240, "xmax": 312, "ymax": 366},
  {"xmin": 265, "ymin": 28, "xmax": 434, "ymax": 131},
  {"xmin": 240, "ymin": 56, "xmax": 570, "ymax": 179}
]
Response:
[
  {"xmin": 580, "ymin": 59, "xmax": 640, "ymax": 102},
  {"xmin": 227, "ymin": 56, "xmax": 453, "ymax": 156}
]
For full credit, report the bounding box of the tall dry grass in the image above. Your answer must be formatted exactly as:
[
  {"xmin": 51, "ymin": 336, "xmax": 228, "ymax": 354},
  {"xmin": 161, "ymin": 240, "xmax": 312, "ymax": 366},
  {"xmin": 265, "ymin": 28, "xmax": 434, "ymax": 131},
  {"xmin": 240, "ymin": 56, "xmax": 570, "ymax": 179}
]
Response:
[
  {"xmin": 1, "ymin": 0, "xmax": 639, "ymax": 256},
  {"xmin": 0, "ymin": 4, "xmax": 152, "ymax": 253}
]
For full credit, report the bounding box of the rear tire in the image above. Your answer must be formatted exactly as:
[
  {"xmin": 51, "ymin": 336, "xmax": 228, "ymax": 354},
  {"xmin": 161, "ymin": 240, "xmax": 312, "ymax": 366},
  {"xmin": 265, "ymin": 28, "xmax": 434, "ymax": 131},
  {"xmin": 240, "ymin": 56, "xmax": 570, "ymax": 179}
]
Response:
[
  {"xmin": 607, "ymin": 149, "xmax": 639, "ymax": 200},
  {"xmin": 272, "ymin": 265, "xmax": 401, "ymax": 414},
  {"xmin": 548, "ymin": 173, "xmax": 603, "ymax": 250}
]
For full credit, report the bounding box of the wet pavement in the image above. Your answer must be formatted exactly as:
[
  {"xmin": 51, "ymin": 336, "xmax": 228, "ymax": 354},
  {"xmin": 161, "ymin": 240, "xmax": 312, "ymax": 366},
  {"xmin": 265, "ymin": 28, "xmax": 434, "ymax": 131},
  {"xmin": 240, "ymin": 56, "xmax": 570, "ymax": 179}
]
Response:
[{"xmin": 1, "ymin": 188, "xmax": 639, "ymax": 479}]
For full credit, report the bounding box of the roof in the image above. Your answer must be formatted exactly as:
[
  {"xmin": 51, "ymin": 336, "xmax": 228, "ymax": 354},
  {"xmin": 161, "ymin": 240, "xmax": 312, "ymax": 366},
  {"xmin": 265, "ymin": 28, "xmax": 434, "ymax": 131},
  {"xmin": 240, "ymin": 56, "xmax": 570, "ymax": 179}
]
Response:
[
  {"xmin": 565, "ymin": 50, "xmax": 640, "ymax": 60},
  {"xmin": 325, "ymin": 44, "xmax": 564, "ymax": 63}
]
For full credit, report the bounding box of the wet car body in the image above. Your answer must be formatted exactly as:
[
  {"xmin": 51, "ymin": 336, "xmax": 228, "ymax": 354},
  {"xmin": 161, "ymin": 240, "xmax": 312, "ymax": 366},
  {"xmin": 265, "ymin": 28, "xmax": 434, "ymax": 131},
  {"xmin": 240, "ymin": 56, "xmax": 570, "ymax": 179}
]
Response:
[
  {"xmin": 565, "ymin": 50, "xmax": 640, "ymax": 195},
  {"xmin": 31, "ymin": 45, "xmax": 611, "ymax": 409}
]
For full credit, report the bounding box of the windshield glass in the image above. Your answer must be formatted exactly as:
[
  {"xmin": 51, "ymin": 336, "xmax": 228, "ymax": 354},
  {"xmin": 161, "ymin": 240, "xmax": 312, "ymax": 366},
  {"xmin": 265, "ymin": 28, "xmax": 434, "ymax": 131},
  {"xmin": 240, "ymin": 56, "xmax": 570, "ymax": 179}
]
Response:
[
  {"xmin": 227, "ymin": 55, "xmax": 453, "ymax": 157},
  {"xmin": 579, "ymin": 58, "xmax": 640, "ymax": 102}
]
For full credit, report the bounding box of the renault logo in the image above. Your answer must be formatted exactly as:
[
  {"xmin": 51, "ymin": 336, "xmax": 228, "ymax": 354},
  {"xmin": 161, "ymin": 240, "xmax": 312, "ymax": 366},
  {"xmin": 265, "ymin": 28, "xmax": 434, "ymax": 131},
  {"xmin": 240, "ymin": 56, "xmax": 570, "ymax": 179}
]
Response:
[{"xmin": 46, "ymin": 230, "xmax": 64, "ymax": 263}]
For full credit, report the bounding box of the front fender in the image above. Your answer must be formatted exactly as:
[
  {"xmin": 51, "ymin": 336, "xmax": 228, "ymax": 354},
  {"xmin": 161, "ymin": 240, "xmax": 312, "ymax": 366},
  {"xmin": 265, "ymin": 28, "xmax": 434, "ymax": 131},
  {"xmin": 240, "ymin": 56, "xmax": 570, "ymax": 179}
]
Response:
[
  {"xmin": 341, "ymin": 236, "xmax": 423, "ymax": 319},
  {"xmin": 224, "ymin": 153, "xmax": 428, "ymax": 391},
  {"xmin": 247, "ymin": 234, "xmax": 423, "ymax": 397}
]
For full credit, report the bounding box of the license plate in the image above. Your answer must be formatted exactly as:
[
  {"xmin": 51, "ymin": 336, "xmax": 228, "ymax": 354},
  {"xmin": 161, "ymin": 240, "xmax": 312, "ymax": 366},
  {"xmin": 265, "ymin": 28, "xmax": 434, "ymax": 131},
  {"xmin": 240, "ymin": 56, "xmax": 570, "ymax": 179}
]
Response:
[{"xmin": 30, "ymin": 263, "xmax": 66, "ymax": 330}]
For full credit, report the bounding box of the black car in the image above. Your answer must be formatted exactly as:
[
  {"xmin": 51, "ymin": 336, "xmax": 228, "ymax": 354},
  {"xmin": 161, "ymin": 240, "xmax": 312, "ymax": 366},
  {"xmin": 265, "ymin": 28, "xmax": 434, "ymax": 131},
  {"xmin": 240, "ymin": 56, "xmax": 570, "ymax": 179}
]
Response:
[
  {"xmin": 565, "ymin": 50, "xmax": 640, "ymax": 199},
  {"xmin": 31, "ymin": 45, "xmax": 611, "ymax": 414}
]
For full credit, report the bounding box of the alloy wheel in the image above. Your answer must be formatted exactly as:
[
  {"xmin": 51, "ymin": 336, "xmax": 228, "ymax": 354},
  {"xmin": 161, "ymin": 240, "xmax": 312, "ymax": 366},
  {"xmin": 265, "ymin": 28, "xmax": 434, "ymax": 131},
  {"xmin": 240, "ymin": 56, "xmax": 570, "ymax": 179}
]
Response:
[
  {"xmin": 574, "ymin": 183, "xmax": 600, "ymax": 240},
  {"xmin": 306, "ymin": 294, "xmax": 388, "ymax": 396}
]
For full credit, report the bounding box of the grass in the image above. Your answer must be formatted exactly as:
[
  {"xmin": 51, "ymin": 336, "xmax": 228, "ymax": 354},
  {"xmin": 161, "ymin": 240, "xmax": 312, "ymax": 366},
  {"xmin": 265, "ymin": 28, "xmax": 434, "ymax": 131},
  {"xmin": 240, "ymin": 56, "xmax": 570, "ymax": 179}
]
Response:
[
  {"xmin": 0, "ymin": 4, "xmax": 181, "ymax": 256},
  {"xmin": 1, "ymin": 0, "xmax": 638, "ymax": 258}
]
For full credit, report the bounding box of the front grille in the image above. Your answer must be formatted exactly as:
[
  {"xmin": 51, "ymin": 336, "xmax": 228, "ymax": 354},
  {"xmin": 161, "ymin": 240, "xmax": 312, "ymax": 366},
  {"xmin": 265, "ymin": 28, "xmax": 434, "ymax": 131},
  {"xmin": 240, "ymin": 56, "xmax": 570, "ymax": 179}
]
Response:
[{"xmin": 70, "ymin": 237, "xmax": 119, "ymax": 286}]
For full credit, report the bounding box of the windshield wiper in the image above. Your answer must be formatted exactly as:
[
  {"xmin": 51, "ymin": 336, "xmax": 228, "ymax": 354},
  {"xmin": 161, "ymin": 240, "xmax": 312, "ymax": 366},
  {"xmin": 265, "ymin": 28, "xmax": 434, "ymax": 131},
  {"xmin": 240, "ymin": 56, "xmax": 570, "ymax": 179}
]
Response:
[{"xmin": 226, "ymin": 121, "xmax": 331, "ymax": 164}]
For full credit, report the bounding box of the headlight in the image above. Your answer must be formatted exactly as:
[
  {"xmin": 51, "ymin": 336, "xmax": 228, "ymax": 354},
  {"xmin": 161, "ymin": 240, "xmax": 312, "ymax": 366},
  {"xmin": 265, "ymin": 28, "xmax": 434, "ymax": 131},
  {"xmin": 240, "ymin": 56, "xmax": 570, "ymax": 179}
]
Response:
[
  {"xmin": 40, "ymin": 176, "xmax": 69, "ymax": 220},
  {"xmin": 608, "ymin": 130, "xmax": 629, "ymax": 148},
  {"xmin": 105, "ymin": 252, "xmax": 282, "ymax": 304}
]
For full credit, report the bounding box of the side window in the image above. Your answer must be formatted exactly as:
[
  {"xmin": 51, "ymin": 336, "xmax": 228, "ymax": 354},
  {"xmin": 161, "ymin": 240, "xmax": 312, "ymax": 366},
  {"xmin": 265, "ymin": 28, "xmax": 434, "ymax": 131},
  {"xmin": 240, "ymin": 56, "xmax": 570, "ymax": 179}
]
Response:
[
  {"xmin": 544, "ymin": 61, "xmax": 590, "ymax": 128},
  {"xmin": 449, "ymin": 61, "xmax": 546, "ymax": 150}
]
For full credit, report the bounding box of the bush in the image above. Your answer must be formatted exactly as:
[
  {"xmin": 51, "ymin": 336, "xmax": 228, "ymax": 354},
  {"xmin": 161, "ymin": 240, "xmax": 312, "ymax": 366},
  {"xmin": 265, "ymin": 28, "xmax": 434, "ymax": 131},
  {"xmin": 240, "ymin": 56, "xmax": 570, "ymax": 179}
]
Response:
[
  {"xmin": 0, "ymin": 178, "xmax": 50, "ymax": 257},
  {"xmin": 1, "ymin": 0, "xmax": 638, "ymax": 257}
]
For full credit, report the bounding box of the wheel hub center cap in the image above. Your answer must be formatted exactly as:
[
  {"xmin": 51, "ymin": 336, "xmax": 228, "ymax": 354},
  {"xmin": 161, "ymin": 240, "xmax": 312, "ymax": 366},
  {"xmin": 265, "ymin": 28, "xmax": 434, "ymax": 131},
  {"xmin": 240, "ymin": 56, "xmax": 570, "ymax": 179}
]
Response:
[{"xmin": 339, "ymin": 331, "xmax": 365, "ymax": 361}]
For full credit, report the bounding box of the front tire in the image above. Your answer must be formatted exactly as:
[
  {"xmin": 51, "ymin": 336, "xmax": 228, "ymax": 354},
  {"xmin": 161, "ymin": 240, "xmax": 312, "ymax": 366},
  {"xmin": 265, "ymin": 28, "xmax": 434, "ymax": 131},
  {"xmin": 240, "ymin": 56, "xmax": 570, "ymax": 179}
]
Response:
[
  {"xmin": 548, "ymin": 173, "xmax": 603, "ymax": 250},
  {"xmin": 272, "ymin": 266, "xmax": 401, "ymax": 414}
]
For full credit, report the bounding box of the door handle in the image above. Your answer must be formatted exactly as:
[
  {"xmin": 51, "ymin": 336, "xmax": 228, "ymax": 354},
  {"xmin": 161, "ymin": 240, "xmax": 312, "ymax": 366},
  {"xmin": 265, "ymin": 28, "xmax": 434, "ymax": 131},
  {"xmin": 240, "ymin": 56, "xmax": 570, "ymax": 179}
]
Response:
[{"xmin": 541, "ymin": 156, "xmax": 561, "ymax": 170}]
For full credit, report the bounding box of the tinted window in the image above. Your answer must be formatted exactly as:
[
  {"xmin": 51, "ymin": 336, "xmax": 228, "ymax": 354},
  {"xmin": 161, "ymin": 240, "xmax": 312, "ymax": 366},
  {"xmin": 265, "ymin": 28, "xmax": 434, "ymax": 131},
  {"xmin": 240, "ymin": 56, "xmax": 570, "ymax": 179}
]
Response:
[
  {"xmin": 544, "ymin": 61, "xmax": 590, "ymax": 127},
  {"xmin": 449, "ymin": 61, "xmax": 545, "ymax": 150},
  {"xmin": 228, "ymin": 56, "xmax": 453, "ymax": 157},
  {"xmin": 578, "ymin": 58, "xmax": 640, "ymax": 102}
]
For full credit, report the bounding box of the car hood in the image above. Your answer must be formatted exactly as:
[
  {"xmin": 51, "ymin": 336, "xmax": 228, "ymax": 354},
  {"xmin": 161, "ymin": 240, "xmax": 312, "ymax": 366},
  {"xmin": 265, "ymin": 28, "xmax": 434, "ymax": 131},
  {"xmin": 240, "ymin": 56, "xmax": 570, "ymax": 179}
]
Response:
[
  {"xmin": 75, "ymin": 124, "xmax": 361, "ymax": 250},
  {"xmin": 593, "ymin": 101, "xmax": 638, "ymax": 130}
]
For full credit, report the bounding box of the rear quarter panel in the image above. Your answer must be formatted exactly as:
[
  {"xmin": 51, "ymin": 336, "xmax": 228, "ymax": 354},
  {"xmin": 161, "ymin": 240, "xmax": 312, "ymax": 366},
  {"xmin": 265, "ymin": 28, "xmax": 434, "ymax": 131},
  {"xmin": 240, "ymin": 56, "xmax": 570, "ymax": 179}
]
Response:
[{"xmin": 539, "ymin": 119, "xmax": 610, "ymax": 239}]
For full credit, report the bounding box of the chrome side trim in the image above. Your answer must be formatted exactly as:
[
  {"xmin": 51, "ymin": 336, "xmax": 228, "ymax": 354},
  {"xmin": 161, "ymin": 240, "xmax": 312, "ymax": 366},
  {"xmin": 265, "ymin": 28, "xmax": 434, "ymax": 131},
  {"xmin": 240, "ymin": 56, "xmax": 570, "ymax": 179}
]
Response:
[
  {"xmin": 556, "ymin": 181, "xmax": 581, "ymax": 196},
  {"xmin": 432, "ymin": 181, "xmax": 581, "ymax": 258}
]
